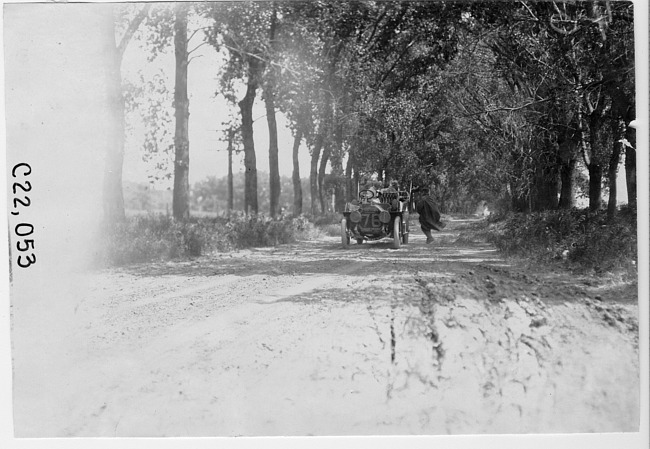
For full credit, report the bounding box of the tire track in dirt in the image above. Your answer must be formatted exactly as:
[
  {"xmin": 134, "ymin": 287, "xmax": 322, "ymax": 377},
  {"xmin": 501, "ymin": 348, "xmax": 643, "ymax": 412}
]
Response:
[
  {"xmin": 401, "ymin": 250, "xmax": 639, "ymax": 433},
  {"xmin": 325, "ymin": 222, "xmax": 639, "ymax": 433}
]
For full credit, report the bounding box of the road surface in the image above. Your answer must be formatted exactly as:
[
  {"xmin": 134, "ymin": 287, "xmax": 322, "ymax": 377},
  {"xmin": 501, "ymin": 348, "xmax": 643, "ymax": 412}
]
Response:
[{"xmin": 11, "ymin": 218, "xmax": 639, "ymax": 437}]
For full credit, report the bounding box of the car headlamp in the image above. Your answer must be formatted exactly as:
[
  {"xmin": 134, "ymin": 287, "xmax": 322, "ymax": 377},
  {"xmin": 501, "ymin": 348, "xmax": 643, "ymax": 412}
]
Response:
[
  {"xmin": 379, "ymin": 210, "xmax": 391, "ymax": 224},
  {"xmin": 350, "ymin": 210, "xmax": 362, "ymax": 223}
]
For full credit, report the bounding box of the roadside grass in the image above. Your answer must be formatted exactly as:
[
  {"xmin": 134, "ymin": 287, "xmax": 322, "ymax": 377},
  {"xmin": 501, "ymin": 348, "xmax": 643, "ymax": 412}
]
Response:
[
  {"xmin": 96, "ymin": 212, "xmax": 319, "ymax": 266},
  {"xmin": 311, "ymin": 212, "xmax": 343, "ymax": 237},
  {"xmin": 319, "ymin": 224, "xmax": 341, "ymax": 237},
  {"xmin": 457, "ymin": 205, "xmax": 638, "ymax": 276}
]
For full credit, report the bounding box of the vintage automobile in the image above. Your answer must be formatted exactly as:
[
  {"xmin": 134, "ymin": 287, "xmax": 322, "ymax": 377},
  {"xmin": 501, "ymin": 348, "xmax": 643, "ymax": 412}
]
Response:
[{"xmin": 341, "ymin": 188, "xmax": 410, "ymax": 249}]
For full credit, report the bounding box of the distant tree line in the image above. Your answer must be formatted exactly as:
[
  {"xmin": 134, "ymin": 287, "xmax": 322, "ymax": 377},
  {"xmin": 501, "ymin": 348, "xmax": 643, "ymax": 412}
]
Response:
[{"xmin": 124, "ymin": 174, "xmax": 313, "ymax": 216}]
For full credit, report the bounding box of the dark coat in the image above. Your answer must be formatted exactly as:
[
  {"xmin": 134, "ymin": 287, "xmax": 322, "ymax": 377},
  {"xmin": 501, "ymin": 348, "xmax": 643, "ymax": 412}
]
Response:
[{"xmin": 416, "ymin": 195, "xmax": 445, "ymax": 231}]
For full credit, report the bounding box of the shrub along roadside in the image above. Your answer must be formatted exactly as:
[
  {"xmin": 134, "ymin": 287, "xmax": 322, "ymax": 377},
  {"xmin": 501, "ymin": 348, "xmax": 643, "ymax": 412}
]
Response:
[
  {"xmin": 95, "ymin": 213, "xmax": 316, "ymax": 267},
  {"xmin": 461, "ymin": 205, "xmax": 638, "ymax": 274}
]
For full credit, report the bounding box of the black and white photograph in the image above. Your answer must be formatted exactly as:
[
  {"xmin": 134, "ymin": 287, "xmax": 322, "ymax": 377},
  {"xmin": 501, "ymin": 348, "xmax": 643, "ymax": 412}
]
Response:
[{"xmin": 2, "ymin": 0, "xmax": 648, "ymax": 447}]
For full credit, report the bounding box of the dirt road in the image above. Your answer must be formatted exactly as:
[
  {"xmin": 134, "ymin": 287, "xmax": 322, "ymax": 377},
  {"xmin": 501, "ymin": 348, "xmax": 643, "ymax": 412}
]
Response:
[{"xmin": 11, "ymin": 218, "xmax": 639, "ymax": 437}]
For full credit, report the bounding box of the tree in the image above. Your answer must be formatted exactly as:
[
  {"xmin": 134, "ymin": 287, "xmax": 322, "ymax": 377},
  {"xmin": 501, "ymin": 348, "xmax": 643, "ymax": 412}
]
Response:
[
  {"xmin": 461, "ymin": 1, "xmax": 634, "ymax": 213},
  {"xmin": 129, "ymin": 1, "xmax": 634, "ymax": 220},
  {"xmin": 226, "ymin": 126, "xmax": 239, "ymax": 213},
  {"xmin": 572, "ymin": 1, "xmax": 634, "ymax": 212},
  {"xmin": 126, "ymin": 70, "xmax": 175, "ymax": 185},
  {"xmin": 172, "ymin": 3, "xmax": 190, "ymax": 220},
  {"xmin": 239, "ymin": 56, "xmax": 263, "ymax": 215},
  {"xmin": 309, "ymin": 133, "xmax": 325, "ymax": 215},
  {"xmin": 624, "ymin": 109, "xmax": 636, "ymax": 205},
  {"xmin": 205, "ymin": 2, "xmax": 287, "ymax": 216},
  {"xmin": 102, "ymin": 4, "xmax": 150, "ymax": 224},
  {"xmin": 136, "ymin": 3, "xmax": 214, "ymax": 220},
  {"xmin": 271, "ymin": 2, "xmax": 321, "ymax": 215},
  {"xmin": 215, "ymin": 117, "xmax": 242, "ymax": 214},
  {"xmin": 291, "ymin": 127, "xmax": 304, "ymax": 216},
  {"xmin": 264, "ymin": 3, "xmax": 282, "ymax": 218}
]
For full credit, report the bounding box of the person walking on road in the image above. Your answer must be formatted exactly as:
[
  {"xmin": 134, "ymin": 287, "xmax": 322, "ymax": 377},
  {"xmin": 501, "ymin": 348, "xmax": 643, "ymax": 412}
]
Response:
[{"xmin": 415, "ymin": 188, "xmax": 445, "ymax": 244}]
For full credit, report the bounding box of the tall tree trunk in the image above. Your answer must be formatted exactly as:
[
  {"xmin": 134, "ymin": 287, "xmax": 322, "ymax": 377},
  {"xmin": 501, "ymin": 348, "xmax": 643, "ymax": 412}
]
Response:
[
  {"xmin": 265, "ymin": 88, "xmax": 280, "ymax": 217},
  {"xmin": 102, "ymin": 4, "xmax": 149, "ymax": 224},
  {"xmin": 532, "ymin": 163, "xmax": 559, "ymax": 211},
  {"xmin": 530, "ymin": 138, "xmax": 560, "ymax": 212},
  {"xmin": 227, "ymin": 130, "xmax": 234, "ymax": 213},
  {"xmin": 172, "ymin": 4, "xmax": 190, "ymax": 221},
  {"xmin": 587, "ymin": 114, "xmax": 610, "ymax": 212},
  {"xmin": 103, "ymin": 16, "xmax": 126, "ymax": 224},
  {"xmin": 330, "ymin": 159, "xmax": 344, "ymax": 212},
  {"xmin": 588, "ymin": 164, "xmax": 603, "ymax": 211},
  {"xmin": 607, "ymin": 120, "xmax": 624, "ymax": 218},
  {"xmin": 557, "ymin": 130, "xmax": 579, "ymax": 210},
  {"xmin": 624, "ymin": 122, "xmax": 637, "ymax": 206},
  {"xmin": 510, "ymin": 180, "xmax": 529, "ymax": 213},
  {"xmin": 265, "ymin": 5, "xmax": 281, "ymax": 218},
  {"xmin": 292, "ymin": 129, "xmax": 303, "ymax": 216},
  {"xmin": 607, "ymin": 147, "xmax": 621, "ymax": 218},
  {"xmin": 309, "ymin": 134, "xmax": 324, "ymax": 216},
  {"xmin": 559, "ymin": 158, "xmax": 576, "ymax": 209},
  {"xmin": 331, "ymin": 122, "xmax": 345, "ymax": 212},
  {"xmin": 239, "ymin": 57, "xmax": 262, "ymax": 215},
  {"xmin": 345, "ymin": 152, "xmax": 353, "ymax": 202},
  {"xmin": 625, "ymin": 146, "xmax": 636, "ymax": 207},
  {"xmin": 318, "ymin": 144, "xmax": 331, "ymax": 214},
  {"xmin": 509, "ymin": 146, "xmax": 529, "ymax": 212}
]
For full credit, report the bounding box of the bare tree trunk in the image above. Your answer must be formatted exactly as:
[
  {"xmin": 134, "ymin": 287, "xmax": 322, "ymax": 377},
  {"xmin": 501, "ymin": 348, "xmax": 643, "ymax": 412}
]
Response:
[
  {"xmin": 345, "ymin": 152, "xmax": 353, "ymax": 202},
  {"xmin": 227, "ymin": 130, "xmax": 234, "ymax": 213},
  {"xmin": 265, "ymin": 89, "xmax": 280, "ymax": 217},
  {"xmin": 172, "ymin": 4, "xmax": 190, "ymax": 221},
  {"xmin": 103, "ymin": 17, "xmax": 126, "ymax": 224},
  {"xmin": 331, "ymin": 122, "xmax": 345, "ymax": 212},
  {"xmin": 292, "ymin": 129, "xmax": 303, "ymax": 216},
  {"xmin": 625, "ymin": 148, "xmax": 636, "ymax": 206},
  {"xmin": 531, "ymin": 162, "xmax": 559, "ymax": 211},
  {"xmin": 625, "ymin": 123, "xmax": 637, "ymax": 206},
  {"xmin": 102, "ymin": 4, "xmax": 149, "ymax": 224},
  {"xmin": 587, "ymin": 112, "xmax": 612, "ymax": 212},
  {"xmin": 607, "ymin": 147, "xmax": 621, "ymax": 217},
  {"xmin": 239, "ymin": 57, "xmax": 262, "ymax": 215},
  {"xmin": 318, "ymin": 144, "xmax": 331, "ymax": 214},
  {"xmin": 557, "ymin": 130, "xmax": 578, "ymax": 210},
  {"xmin": 559, "ymin": 158, "xmax": 576, "ymax": 209},
  {"xmin": 265, "ymin": 6, "xmax": 280, "ymax": 218},
  {"xmin": 607, "ymin": 120, "xmax": 624, "ymax": 218},
  {"xmin": 309, "ymin": 135, "xmax": 323, "ymax": 216},
  {"xmin": 530, "ymin": 138, "xmax": 559, "ymax": 212},
  {"xmin": 510, "ymin": 181, "xmax": 529, "ymax": 213},
  {"xmin": 588, "ymin": 164, "xmax": 603, "ymax": 211}
]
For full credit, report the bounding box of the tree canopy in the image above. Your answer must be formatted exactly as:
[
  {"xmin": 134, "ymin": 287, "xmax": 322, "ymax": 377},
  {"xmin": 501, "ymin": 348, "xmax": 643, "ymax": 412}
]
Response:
[{"xmin": 112, "ymin": 0, "xmax": 636, "ymax": 220}]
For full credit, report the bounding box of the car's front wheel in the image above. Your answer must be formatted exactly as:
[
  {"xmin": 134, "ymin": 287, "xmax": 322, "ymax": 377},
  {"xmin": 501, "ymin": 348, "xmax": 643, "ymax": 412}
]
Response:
[
  {"xmin": 341, "ymin": 218, "xmax": 350, "ymax": 248},
  {"xmin": 392, "ymin": 217, "xmax": 401, "ymax": 249}
]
